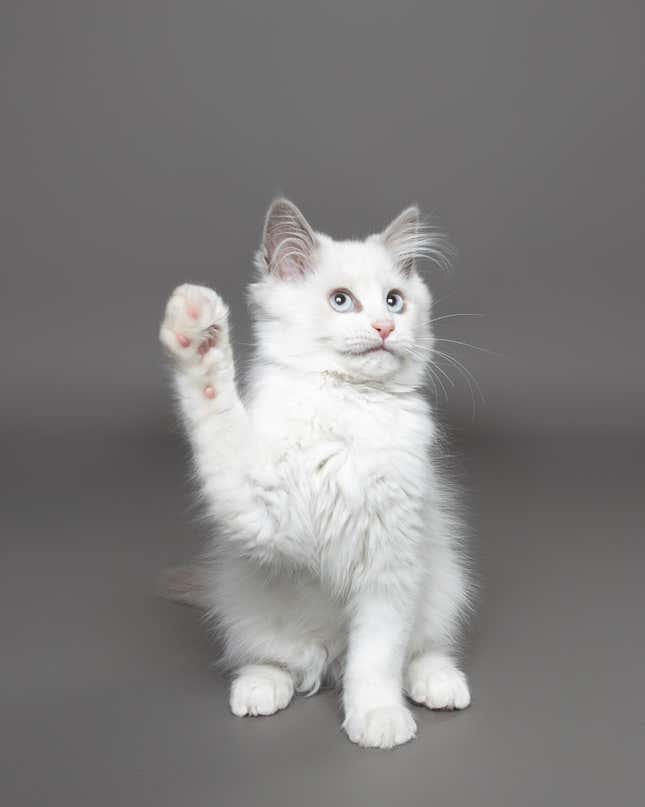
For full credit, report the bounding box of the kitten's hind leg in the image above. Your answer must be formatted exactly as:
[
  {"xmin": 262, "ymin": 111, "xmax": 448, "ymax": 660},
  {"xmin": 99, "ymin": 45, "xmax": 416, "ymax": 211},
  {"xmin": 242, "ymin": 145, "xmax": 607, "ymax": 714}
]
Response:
[{"xmin": 230, "ymin": 664, "xmax": 295, "ymax": 717}]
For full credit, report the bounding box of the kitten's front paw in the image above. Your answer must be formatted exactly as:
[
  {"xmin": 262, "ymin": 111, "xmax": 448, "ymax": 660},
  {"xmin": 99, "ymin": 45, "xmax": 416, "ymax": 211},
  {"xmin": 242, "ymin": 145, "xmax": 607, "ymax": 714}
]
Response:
[
  {"xmin": 159, "ymin": 284, "xmax": 230, "ymax": 379},
  {"xmin": 405, "ymin": 653, "xmax": 471, "ymax": 710},
  {"xmin": 230, "ymin": 665, "xmax": 294, "ymax": 717},
  {"xmin": 344, "ymin": 705, "xmax": 417, "ymax": 749}
]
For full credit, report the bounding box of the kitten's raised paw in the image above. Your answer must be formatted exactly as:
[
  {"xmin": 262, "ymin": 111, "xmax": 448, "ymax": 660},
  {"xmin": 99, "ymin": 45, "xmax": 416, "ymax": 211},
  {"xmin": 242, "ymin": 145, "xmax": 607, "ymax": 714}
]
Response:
[
  {"xmin": 159, "ymin": 284, "xmax": 230, "ymax": 373},
  {"xmin": 344, "ymin": 705, "xmax": 417, "ymax": 749},
  {"xmin": 229, "ymin": 665, "xmax": 294, "ymax": 717},
  {"xmin": 405, "ymin": 653, "xmax": 471, "ymax": 710}
]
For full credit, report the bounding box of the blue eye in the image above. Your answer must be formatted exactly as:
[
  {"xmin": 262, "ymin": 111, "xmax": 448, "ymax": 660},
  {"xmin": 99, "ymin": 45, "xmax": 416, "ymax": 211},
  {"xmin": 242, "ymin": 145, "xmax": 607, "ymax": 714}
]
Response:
[
  {"xmin": 386, "ymin": 290, "xmax": 405, "ymax": 313},
  {"xmin": 329, "ymin": 290, "xmax": 355, "ymax": 312}
]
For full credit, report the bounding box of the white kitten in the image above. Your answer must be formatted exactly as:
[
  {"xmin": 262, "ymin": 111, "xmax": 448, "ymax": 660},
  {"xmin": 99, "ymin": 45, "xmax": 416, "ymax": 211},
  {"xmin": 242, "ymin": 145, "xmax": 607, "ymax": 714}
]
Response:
[{"xmin": 159, "ymin": 199, "xmax": 473, "ymax": 749}]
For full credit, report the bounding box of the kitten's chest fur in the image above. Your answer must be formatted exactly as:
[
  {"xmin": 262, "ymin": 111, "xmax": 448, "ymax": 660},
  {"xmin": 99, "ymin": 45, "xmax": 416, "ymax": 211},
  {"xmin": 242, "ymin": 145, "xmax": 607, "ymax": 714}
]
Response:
[{"xmin": 247, "ymin": 370, "xmax": 433, "ymax": 587}]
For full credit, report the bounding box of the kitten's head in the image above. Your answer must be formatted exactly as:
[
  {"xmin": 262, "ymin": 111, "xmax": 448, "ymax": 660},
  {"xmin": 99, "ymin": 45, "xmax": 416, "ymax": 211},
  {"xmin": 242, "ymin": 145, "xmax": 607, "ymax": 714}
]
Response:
[{"xmin": 249, "ymin": 199, "xmax": 448, "ymax": 389}]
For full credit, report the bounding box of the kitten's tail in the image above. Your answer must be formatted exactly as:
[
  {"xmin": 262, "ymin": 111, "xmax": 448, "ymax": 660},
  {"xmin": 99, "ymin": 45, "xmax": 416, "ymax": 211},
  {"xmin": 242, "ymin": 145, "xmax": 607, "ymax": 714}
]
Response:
[{"xmin": 156, "ymin": 563, "xmax": 211, "ymax": 609}]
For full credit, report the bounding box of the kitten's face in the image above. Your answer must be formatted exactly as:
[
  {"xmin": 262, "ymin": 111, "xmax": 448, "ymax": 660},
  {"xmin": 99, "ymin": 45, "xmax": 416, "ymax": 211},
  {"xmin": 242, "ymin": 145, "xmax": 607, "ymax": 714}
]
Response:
[{"xmin": 250, "ymin": 200, "xmax": 441, "ymax": 389}]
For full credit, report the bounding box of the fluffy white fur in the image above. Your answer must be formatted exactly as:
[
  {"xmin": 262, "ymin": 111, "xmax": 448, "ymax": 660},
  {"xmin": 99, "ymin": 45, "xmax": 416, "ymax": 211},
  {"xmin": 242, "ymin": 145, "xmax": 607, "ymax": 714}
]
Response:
[{"xmin": 159, "ymin": 199, "xmax": 473, "ymax": 749}]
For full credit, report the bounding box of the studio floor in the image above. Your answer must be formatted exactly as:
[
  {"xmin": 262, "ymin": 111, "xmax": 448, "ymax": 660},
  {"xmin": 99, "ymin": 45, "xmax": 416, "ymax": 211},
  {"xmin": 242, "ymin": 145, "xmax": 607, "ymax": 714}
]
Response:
[{"xmin": 3, "ymin": 427, "xmax": 643, "ymax": 807}]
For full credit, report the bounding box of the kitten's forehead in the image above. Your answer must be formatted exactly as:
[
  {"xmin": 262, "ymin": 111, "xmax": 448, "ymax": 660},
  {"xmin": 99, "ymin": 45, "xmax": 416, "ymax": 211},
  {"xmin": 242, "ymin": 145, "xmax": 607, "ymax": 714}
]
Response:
[{"xmin": 316, "ymin": 236, "xmax": 396, "ymax": 283}]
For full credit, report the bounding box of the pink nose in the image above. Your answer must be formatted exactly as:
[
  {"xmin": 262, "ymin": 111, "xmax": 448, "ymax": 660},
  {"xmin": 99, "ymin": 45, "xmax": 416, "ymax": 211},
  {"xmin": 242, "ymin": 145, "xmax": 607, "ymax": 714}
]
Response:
[{"xmin": 372, "ymin": 320, "xmax": 395, "ymax": 340}]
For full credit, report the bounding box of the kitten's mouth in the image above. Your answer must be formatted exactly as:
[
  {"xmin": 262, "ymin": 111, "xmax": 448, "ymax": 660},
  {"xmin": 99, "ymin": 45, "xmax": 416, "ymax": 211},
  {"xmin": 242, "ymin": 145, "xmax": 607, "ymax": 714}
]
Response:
[{"xmin": 343, "ymin": 344, "xmax": 391, "ymax": 357}]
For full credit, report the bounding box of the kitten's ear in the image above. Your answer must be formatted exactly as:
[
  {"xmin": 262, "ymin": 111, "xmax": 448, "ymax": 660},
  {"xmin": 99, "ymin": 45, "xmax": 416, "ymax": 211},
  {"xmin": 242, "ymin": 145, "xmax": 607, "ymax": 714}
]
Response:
[
  {"xmin": 382, "ymin": 205, "xmax": 451, "ymax": 275},
  {"xmin": 382, "ymin": 206, "xmax": 422, "ymax": 276},
  {"xmin": 260, "ymin": 198, "xmax": 317, "ymax": 280}
]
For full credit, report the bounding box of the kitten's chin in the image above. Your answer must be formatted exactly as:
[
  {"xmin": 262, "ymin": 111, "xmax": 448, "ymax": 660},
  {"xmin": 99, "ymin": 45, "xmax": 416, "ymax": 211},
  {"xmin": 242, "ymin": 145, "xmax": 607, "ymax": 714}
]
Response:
[{"xmin": 334, "ymin": 348, "xmax": 402, "ymax": 381}]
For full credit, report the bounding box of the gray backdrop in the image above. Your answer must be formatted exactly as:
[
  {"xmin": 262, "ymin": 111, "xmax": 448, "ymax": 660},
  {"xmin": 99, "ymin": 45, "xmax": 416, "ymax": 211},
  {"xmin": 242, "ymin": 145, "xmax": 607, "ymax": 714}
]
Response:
[
  {"xmin": 2, "ymin": 3, "xmax": 644, "ymax": 806},
  {"xmin": 3, "ymin": 0, "xmax": 643, "ymax": 433}
]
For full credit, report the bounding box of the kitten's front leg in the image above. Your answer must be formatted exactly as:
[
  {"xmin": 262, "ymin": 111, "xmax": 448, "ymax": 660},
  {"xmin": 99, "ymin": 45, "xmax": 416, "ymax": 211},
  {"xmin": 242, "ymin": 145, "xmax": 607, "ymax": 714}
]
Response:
[
  {"xmin": 160, "ymin": 285, "xmax": 263, "ymax": 550},
  {"xmin": 160, "ymin": 283, "xmax": 249, "ymax": 490},
  {"xmin": 343, "ymin": 591, "xmax": 417, "ymax": 749}
]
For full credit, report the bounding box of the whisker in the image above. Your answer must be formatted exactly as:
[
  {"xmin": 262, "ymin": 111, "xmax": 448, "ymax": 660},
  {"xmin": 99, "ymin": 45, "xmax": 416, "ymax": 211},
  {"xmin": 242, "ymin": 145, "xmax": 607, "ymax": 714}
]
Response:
[
  {"xmin": 434, "ymin": 349, "xmax": 486, "ymax": 417},
  {"xmin": 426, "ymin": 365, "xmax": 448, "ymax": 401},
  {"xmin": 422, "ymin": 364, "xmax": 442, "ymax": 401},
  {"xmin": 434, "ymin": 349, "xmax": 484, "ymax": 396},
  {"xmin": 428, "ymin": 291, "xmax": 458, "ymax": 313},
  {"xmin": 426, "ymin": 313, "xmax": 484, "ymax": 326},
  {"xmin": 428, "ymin": 360, "xmax": 456, "ymax": 390},
  {"xmin": 397, "ymin": 344, "xmax": 453, "ymax": 403},
  {"xmin": 434, "ymin": 338, "xmax": 502, "ymax": 357},
  {"xmin": 436, "ymin": 357, "xmax": 476, "ymax": 420}
]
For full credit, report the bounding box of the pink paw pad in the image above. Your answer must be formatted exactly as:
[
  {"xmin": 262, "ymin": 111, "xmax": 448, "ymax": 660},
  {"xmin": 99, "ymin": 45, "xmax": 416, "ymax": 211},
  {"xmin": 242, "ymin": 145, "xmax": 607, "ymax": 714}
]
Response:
[
  {"xmin": 176, "ymin": 333, "xmax": 191, "ymax": 348},
  {"xmin": 204, "ymin": 385, "xmax": 217, "ymax": 399},
  {"xmin": 197, "ymin": 331, "xmax": 218, "ymax": 356}
]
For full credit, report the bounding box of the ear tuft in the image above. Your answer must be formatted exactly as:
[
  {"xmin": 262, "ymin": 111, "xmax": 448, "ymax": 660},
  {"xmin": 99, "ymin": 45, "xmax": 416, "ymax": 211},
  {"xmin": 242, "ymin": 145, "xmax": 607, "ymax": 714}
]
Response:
[
  {"xmin": 259, "ymin": 198, "xmax": 317, "ymax": 280},
  {"xmin": 382, "ymin": 205, "xmax": 452, "ymax": 275}
]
